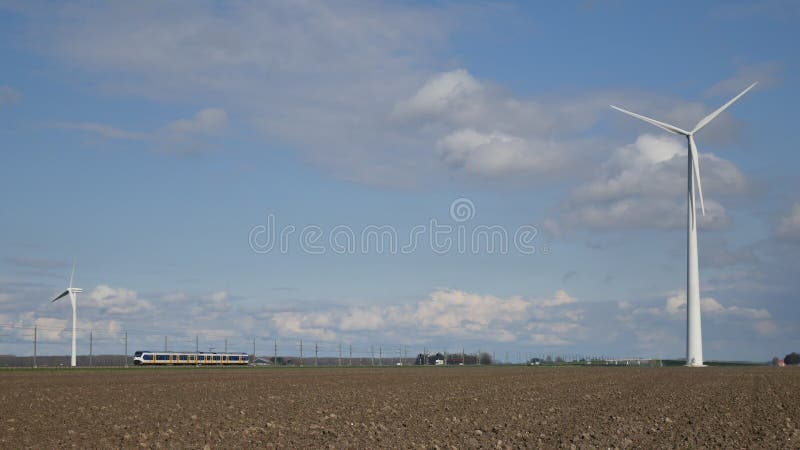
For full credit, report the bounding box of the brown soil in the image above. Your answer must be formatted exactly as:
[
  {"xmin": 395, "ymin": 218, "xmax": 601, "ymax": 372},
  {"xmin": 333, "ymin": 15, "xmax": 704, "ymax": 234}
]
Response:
[{"xmin": 0, "ymin": 367, "xmax": 797, "ymax": 448}]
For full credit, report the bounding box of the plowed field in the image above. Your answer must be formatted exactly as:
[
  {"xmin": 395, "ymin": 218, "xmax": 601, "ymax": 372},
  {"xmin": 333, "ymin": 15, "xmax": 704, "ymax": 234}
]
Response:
[{"xmin": 1, "ymin": 367, "xmax": 797, "ymax": 448}]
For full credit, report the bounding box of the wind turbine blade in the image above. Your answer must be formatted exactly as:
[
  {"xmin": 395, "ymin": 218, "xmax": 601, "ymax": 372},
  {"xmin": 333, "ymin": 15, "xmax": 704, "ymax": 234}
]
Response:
[
  {"xmin": 610, "ymin": 105, "xmax": 690, "ymax": 135},
  {"xmin": 692, "ymin": 82, "xmax": 757, "ymax": 134},
  {"xmin": 52, "ymin": 290, "xmax": 69, "ymax": 302},
  {"xmin": 69, "ymin": 261, "xmax": 75, "ymax": 289},
  {"xmin": 689, "ymin": 136, "xmax": 705, "ymax": 216}
]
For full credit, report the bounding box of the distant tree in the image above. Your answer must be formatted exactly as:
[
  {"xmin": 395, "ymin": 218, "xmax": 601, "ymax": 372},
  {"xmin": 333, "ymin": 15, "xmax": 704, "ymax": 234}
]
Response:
[
  {"xmin": 772, "ymin": 356, "xmax": 781, "ymax": 366},
  {"xmin": 478, "ymin": 352, "xmax": 493, "ymax": 365},
  {"xmin": 784, "ymin": 352, "xmax": 800, "ymax": 365},
  {"xmin": 463, "ymin": 354, "xmax": 478, "ymax": 365}
]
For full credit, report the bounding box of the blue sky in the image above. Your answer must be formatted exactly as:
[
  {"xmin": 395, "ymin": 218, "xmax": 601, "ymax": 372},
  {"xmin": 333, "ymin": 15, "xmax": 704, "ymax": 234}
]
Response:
[{"xmin": 1, "ymin": 1, "xmax": 798, "ymax": 361}]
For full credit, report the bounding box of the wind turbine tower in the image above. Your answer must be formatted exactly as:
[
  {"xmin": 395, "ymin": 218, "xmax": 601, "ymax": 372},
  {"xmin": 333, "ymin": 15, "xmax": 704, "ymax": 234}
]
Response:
[
  {"xmin": 611, "ymin": 82, "xmax": 756, "ymax": 367},
  {"xmin": 52, "ymin": 263, "xmax": 83, "ymax": 367}
]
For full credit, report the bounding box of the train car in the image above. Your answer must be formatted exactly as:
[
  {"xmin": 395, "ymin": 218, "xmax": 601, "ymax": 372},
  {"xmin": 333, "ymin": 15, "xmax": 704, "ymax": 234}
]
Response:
[{"xmin": 132, "ymin": 351, "xmax": 249, "ymax": 366}]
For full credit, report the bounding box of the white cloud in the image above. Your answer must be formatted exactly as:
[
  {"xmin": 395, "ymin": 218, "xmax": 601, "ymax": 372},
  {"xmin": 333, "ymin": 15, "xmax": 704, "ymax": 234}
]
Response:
[
  {"xmin": 338, "ymin": 307, "xmax": 386, "ymax": 332},
  {"xmin": 776, "ymin": 203, "xmax": 800, "ymax": 241},
  {"xmin": 393, "ymin": 69, "xmax": 483, "ymax": 119},
  {"xmin": 527, "ymin": 322, "xmax": 581, "ymax": 345},
  {"xmin": 15, "ymin": 3, "xmax": 758, "ymax": 187},
  {"xmin": 393, "ymin": 69, "xmax": 599, "ymax": 180},
  {"xmin": 194, "ymin": 291, "xmax": 231, "ymax": 319},
  {"xmin": 561, "ymin": 133, "xmax": 747, "ymax": 230},
  {"xmin": 58, "ymin": 108, "xmax": 228, "ymax": 153},
  {"xmin": 22, "ymin": 2, "xmax": 451, "ymax": 186},
  {"xmin": 31, "ymin": 317, "xmax": 68, "ymax": 341},
  {"xmin": 5, "ymin": 312, "xmax": 66, "ymax": 342},
  {"xmin": 413, "ymin": 289, "xmax": 532, "ymax": 333},
  {"xmin": 58, "ymin": 122, "xmax": 146, "ymax": 140},
  {"xmin": 705, "ymin": 62, "xmax": 780, "ymax": 97},
  {"xmin": 165, "ymin": 108, "xmax": 227, "ymax": 136},
  {"xmin": 436, "ymin": 129, "xmax": 568, "ymax": 176},
  {"xmin": 534, "ymin": 290, "xmax": 577, "ymax": 307},
  {"xmin": 257, "ymin": 288, "xmax": 580, "ymax": 345},
  {"xmin": 270, "ymin": 311, "xmax": 337, "ymax": 342},
  {"xmin": 85, "ymin": 285, "xmax": 154, "ymax": 315},
  {"xmin": 659, "ymin": 292, "xmax": 770, "ymax": 320},
  {"xmin": 753, "ymin": 320, "xmax": 778, "ymax": 336},
  {"xmin": 162, "ymin": 289, "xmax": 232, "ymax": 320}
]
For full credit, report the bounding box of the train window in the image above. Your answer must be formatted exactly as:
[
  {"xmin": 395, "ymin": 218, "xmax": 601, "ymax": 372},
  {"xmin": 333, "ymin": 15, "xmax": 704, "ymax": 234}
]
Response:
[
  {"xmin": 134, "ymin": 351, "xmax": 143, "ymax": 357},
  {"xmin": 180, "ymin": 355, "xmax": 188, "ymax": 361},
  {"xmin": 143, "ymin": 354, "xmax": 152, "ymax": 361},
  {"xmin": 157, "ymin": 354, "xmax": 169, "ymax": 361},
  {"xmin": 213, "ymin": 355, "xmax": 220, "ymax": 361},
  {"xmin": 230, "ymin": 356, "xmax": 239, "ymax": 361}
]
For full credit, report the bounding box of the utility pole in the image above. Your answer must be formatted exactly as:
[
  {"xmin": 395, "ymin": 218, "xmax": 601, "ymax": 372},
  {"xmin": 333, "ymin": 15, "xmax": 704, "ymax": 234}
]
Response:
[
  {"xmin": 349, "ymin": 344, "xmax": 352, "ymax": 366},
  {"xmin": 164, "ymin": 335, "xmax": 168, "ymax": 352},
  {"xmin": 338, "ymin": 342, "xmax": 342, "ymax": 367},
  {"xmin": 252, "ymin": 337, "xmax": 256, "ymax": 360},
  {"xmin": 89, "ymin": 329, "xmax": 93, "ymax": 367},
  {"xmin": 379, "ymin": 345, "xmax": 382, "ymax": 366},
  {"xmin": 314, "ymin": 342, "xmax": 318, "ymax": 366},
  {"xmin": 299, "ymin": 339, "xmax": 303, "ymax": 366},
  {"xmin": 33, "ymin": 327, "xmax": 37, "ymax": 369},
  {"xmin": 195, "ymin": 335, "xmax": 199, "ymax": 358},
  {"xmin": 224, "ymin": 338, "xmax": 228, "ymax": 353},
  {"xmin": 370, "ymin": 345, "xmax": 374, "ymax": 366},
  {"xmin": 274, "ymin": 338, "xmax": 278, "ymax": 367},
  {"xmin": 478, "ymin": 348, "xmax": 481, "ymax": 365},
  {"xmin": 124, "ymin": 330, "xmax": 128, "ymax": 368}
]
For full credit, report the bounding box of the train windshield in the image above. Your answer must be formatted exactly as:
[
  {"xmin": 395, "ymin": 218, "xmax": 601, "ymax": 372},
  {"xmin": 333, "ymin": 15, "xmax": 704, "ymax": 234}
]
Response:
[{"xmin": 134, "ymin": 351, "xmax": 143, "ymax": 357}]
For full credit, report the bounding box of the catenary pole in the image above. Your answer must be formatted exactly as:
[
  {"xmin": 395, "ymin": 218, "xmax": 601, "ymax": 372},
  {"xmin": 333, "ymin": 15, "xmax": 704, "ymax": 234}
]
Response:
[{"xmin": 33, "ymin": 326, "xmax": 37, "ymax": 368}]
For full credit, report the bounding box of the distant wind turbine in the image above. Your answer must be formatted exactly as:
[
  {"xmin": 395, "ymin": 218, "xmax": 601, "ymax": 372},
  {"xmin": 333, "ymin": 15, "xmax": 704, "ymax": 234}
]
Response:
[
  {"xmin": 611, "ymin": 82, "xmax": 757, "ymax": 367},
  {"xmin": 51, "ymin": 262, "xmax": 83, "ymax": 367}
]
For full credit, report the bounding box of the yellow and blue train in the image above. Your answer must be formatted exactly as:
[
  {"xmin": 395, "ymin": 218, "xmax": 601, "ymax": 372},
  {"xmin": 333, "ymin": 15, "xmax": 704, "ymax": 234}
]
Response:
[{"xmin": 133, "ymin": 351, "xmax": 249, "ymax": 365}]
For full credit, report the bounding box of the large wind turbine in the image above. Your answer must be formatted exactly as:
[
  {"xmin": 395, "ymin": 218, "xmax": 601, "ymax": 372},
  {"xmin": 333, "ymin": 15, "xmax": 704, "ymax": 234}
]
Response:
[
  {"xmin": 52, "ymin": 263, "xmax": 83, "ymax": 367},
  {"xmin": 611, "ymin": 82, "xmax": 756, "ymax": 367}
]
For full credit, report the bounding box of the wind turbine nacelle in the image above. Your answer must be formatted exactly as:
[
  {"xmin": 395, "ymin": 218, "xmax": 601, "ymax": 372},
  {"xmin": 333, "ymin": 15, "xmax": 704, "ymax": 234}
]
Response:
[{"xmin": 69, "ymin": 288, "xmax": 83, "ymax": 293}]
